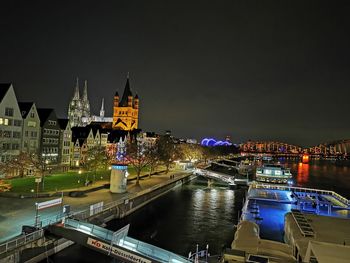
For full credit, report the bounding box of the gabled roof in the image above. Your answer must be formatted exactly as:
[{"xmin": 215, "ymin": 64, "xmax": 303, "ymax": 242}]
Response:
[
  {"xmin": 37, "ymin": 108, "xmax": 54, "ymax": 124},
  {"xmin": 0, "ymin": 83, "xmax": 12, "ymax": 103},
  {"xmin": 18, "ymin": 102, "xmax": 34, "ymax": 118},
  {"xmin": 119, "ymin": 78, "xmax": 133, "ymax": 107},
  {"xmin": 58, "ymin": 118, "xmax": 69, "ymax": 130}
]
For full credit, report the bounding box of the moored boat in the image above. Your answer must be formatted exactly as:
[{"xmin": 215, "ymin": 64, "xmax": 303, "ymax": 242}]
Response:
[{"xmin": 255, "ymin": 163, "xmax": 292, "ymax": 184}]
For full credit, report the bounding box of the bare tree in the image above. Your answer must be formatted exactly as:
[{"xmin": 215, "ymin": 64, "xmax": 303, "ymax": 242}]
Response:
[
  {"xmin": 85, "ymin": 145, "xmax": 111, "ymax": 184},
  {"xmin": 158, "ymin": 135, "xmax": 181, "ymax": 173},
  {"xmin": 125, "ymin": 138, "xmax": 151, "ymax": 186},
  {"xmin": 178, "ymin": 143, "xmax": 202, "ymax": 163}
]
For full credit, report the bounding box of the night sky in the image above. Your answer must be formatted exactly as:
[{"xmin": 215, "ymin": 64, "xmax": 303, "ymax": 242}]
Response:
[{"xmin": 1, "ymin": 1, "xmax": 350, "ymax": 147}]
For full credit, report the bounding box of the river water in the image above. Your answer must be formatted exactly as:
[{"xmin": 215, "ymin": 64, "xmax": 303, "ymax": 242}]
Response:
[{"xmin": 46, "ymin": 160, "xmax": 350, "ymax": 262}]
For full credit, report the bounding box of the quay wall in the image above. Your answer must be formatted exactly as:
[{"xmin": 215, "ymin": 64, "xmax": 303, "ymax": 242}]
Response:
[{"xmin": 0, "ymin": 172, "xmax": 195, "ymax": 263}]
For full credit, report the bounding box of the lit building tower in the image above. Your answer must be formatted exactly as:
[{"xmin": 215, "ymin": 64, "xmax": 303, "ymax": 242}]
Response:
[
  {"xmin": 110, "ymin": 136, "xmax": 128, "ymax": 193},
  {"xmin": 99, "ymin": 98, "xmax": 105, "ymax": 118},
  {"xmin": 81, "ymin": 80, "xmax": 91, "ymax": 126},
  {"xmin": 68, "ymin": 78, "xmax": 83, "ymax": 127},
  {"xmin": 112, "ymin": 74, "xmax": 139, "ymax": 131}
]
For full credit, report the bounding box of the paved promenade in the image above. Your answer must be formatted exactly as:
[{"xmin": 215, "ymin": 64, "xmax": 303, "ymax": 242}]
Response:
[{"xmin": 0, "ymin": 169, "xmax": 192, "ymax": 243}]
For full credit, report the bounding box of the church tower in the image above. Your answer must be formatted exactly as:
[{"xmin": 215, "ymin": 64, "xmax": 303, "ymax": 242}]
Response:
[
  {"xmin": 81, "ymin": 80, "xmax": 91, "ymax": 125},
  {"xmin": 68, "ymin": 78, "xmax": 83, "ymax": 127},
  {"xmin": 112, "ymin": 74, "xmax": 139, "ymax": 131}
]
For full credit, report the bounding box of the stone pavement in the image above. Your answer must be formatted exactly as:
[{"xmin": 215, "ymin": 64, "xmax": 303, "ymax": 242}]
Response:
[{"xmin": 0, "ymin": 169, "xmax": 192, "ymax": 243}]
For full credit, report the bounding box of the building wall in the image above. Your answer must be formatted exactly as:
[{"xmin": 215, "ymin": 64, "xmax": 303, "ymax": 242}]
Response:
[
  {"xmin": 59, "ymin": 124, "xmax": 72, "ymax": 170},
  {"xmin": 40, "ymin": 112, "xmax": 61, "ymax": 164},
  {"xmin": 0, "ymin": 85, "xmax": 23, "ymax": 162},
  {"xmin": 21, "ymin": 104, "xmax": 41, "ymax": 154},
  {"xmin": 112, "ymin": 105, "xmax": 139, "ymax": 130}
]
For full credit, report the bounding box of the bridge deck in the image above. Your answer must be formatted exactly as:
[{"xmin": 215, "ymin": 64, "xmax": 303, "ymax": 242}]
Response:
[{"xmin": 49, "ymin": 219, "xmax": 190, "ymax": 263}]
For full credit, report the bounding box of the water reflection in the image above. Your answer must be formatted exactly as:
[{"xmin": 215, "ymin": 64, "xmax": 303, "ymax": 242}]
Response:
[{"xmin": 296, "ymin": 162, "xmax": 309, "ymax": 184}]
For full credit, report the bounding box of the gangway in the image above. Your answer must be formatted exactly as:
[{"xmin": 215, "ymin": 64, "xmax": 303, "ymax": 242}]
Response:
[{"xmin": 48, "ymin": 218, "xmax": 190, "ymax": 263}]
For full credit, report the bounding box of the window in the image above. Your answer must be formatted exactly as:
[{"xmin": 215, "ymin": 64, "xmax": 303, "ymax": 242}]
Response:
[
  {"xmin": 14, "ymin": 120, "xmax": 21, "ymax": 126},
  {"xmin": 5, "ymin": 108, "xmax": 14, "ymax": 117},
  {"xmin": 31, "ymin": 131, "xmax": 37, "ymax": 137},
  {"xmin": 3, "ymin": 131, "xmax": 11, "ymax": 138},
  {"xmin": 25, "ymin": 131, "xmax": 29, "ymax": 137},
  {"xmin": 48, "ymin": 120, "xmax": 56, "ymax": 126},
  {"xmin": 3, "ymin": 143, "xmax": 11, "ymax": 150},
  {"xmin": 12, "ymin": 131, "xmax": 21, "ymax": 138},
  {"xmin": 12, "ymin": 143, "xmax": 19, "ymax": 150},
  {"xmin": 0, "ymin": 118, "xmax": 3, "ymax": 125},
  {"xmin": 27, "ymin": 121, "xmax": 36, "ymax": 127},
  {"xmin": 4, "ymin": 119, "xmax": 8, "ymax": 126},
  {"xmin": 8, "ymin": 119, "xmax": 12, "ymax": 126},
  {"xmin": 30, "ymin": 112, "xmax": 35, "ymax": 118}
]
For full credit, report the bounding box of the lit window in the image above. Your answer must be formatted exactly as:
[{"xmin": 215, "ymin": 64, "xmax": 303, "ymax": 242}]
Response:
[
  {"xmin": 0, "ymin": 118, "xmax": 3, "ymax": 125},
  {"xmin": 28, "ymin": 121, "xmax": 36, "ymax": 127},
  {"xmin": 4, "ymin": 119, "xmax": 8, "ymax": 126}
]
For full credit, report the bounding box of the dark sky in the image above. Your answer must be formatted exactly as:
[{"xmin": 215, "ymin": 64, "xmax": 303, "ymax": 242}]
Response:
[{"xmin": 1, "ymin": 1, "xmax": 350, "ymax": 147}]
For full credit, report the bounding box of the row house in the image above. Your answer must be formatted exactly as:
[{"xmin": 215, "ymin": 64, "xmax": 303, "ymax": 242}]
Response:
[
  {"xmin": 58, "ymin": 119, "xmax": 71, "ymax": 171},
  {"xmin": 0, "ymin": 84, "xmax": 23, "ymax": 162},
  {"xmin": 71, "ymin": 126, "xmax": 108, "ymax": 167},
  {"xmin": 18, "ymin": 102, "xmax": 41, "ymax": 154},
  {"xmin": 37, "ymin": 108, "xmax": 61, "ymax": 165}
]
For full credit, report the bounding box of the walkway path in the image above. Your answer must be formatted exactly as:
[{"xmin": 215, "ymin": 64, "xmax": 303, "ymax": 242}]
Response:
[{"xmin": 0, "ymin": 169, "xmax": 192, "ymax": 243}]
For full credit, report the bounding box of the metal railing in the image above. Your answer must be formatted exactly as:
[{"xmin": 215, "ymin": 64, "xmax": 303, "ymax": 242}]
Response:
[
  {"xmin": 253, "ymin": 183, "xmax": 350, "ymax": 206},
  {"xmin": 0, "ymin": 229, "xmax": 44, "ymax": 255}
]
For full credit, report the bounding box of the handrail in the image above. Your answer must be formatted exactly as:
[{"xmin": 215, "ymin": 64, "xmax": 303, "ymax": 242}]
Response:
[
  {"xmin": 252, "ymin": 183, "xmax": 349, "ymax": 206},
  {"xmin": 0, "ymin": 229, "xmax": 44, "ymax": 255}
]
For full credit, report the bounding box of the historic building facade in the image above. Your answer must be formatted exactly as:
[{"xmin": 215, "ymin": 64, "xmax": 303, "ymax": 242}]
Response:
[
  {"xmin": 112, "ymin": 76, "xmax": 139, "ymax": 131},
  {"xmin": 68, "ymin": 78, "xmax": 91, "ymax": 127},
  {"xmin": 18, "ymin": 102, "xmax": 41, "ymax": 154},
  {"xmin": 0, "ymin": 84, "xmax": 23, "ymax": 162}
]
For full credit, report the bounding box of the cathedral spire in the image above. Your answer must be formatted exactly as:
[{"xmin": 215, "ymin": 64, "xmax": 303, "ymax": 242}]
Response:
[
  {"xmin": 73, "ymin": 77, "xmax": 80, "ymax": 100},
  {"xmin": 100, "ymin": 98, "xmax": 105, "ymax": 117},
  {"xmin": 83, "ymin": 80, "xmax": 88, "ymax": 101}
]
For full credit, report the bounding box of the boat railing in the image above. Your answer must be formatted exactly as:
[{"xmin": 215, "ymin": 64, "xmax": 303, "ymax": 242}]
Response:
[{"xmin": 253, "ymin": 184, "xmax": 350, "ymax": 206}]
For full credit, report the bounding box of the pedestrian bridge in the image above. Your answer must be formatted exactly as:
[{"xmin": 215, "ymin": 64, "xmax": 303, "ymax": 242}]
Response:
[{"xmin": 48, "ymin": 218, "xmax": 190, "ymax": 263}]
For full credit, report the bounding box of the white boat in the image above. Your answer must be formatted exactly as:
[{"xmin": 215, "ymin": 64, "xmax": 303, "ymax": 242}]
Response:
[
  {"xmin": 255, "ymin": 164, "xmax": 292, "ymax": 184},
  {"xmin": 238, "ymin": 159, "xmax": 254, "ymax": 176}
]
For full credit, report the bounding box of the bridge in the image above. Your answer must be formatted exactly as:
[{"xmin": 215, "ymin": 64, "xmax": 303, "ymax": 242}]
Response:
[
  {"xmin": 306, "ymin": 139, "xmax": 350, "ymax": 156},
  {"xmin": 240, "ymin": 139, "xmax": 350, "ymax": 158},
  {"xmin": 240, "ymin": 141, "xmax": 302, "ymax": 155},
  {"xmin": 48, "ymin": 218, "xmax": 190, "ymax": 263},
  {"xmin": 194, "ymin": 168, "xmax": 248, "ymax": 186}
]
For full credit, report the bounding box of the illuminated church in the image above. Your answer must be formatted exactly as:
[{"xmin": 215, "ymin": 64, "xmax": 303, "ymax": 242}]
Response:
[
  {"xmin": 68, "ymin": 78, "xmax": 91, "ymax": 127},
  {"xmin": 113, "ymin": 75, "xmax": 139, "ymax": 131},
  {"xmin": 68, "ymin": 75, "xmax": 139, "ymax": 131}
]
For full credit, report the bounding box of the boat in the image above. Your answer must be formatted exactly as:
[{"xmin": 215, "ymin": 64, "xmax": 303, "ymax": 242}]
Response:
[
  {"xmin": 255, "ymin": 163, "xmax": 292, "ymax": 184},
  {"xmin": 238, "ymin": 159, "xmax": 254, "ymax": 176}
]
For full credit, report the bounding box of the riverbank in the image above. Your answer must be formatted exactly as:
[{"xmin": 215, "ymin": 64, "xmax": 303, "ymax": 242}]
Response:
[{"xmin": 0, "ymin": 168, "xmax": 189, "ymax": 243}]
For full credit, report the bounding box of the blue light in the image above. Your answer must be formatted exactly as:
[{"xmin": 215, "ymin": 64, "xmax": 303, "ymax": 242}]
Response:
[
  {"xmin": 112, "ymin": 165, "xmax": 128, "ymax": 170},
  {"xmin": 201, "ymin": 138, "xmax": 232, "ymax": 147}
]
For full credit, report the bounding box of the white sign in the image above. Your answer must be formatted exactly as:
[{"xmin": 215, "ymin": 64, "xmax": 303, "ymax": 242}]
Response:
[
  {"xmin": 90, "ymin": 201, "xmax": 104, "ymax": 216},
  {"xmin": 35, "ymin": 178, "xmax": 42, "ymax": 183},
  {"xmin": 87, "ymin": 237, "xmax": 151, "ymax": 263},
  {"xmin": 36, "ymin": 198, "xmax": 62, "ymax": 210}
]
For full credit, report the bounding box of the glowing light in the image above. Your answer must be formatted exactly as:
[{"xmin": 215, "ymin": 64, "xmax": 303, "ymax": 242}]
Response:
[
  {"xmin": 302, "ymin": 154, "xmax": 310, "ymax": 164},
  {"xmin": 201, "ymin": 138, "xmax": 232, "ymax": 147}
]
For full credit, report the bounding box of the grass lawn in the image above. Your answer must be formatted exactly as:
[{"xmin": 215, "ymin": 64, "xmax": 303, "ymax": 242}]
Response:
[{"xmin": 5, "ymin": 165, "xmax": 166, "ymax": 194}]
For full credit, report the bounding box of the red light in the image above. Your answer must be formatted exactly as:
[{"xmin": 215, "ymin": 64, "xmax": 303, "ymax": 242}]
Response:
[{"xmin": 302, "ymin": 154, "xmax": 309, "ymax": 164}]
